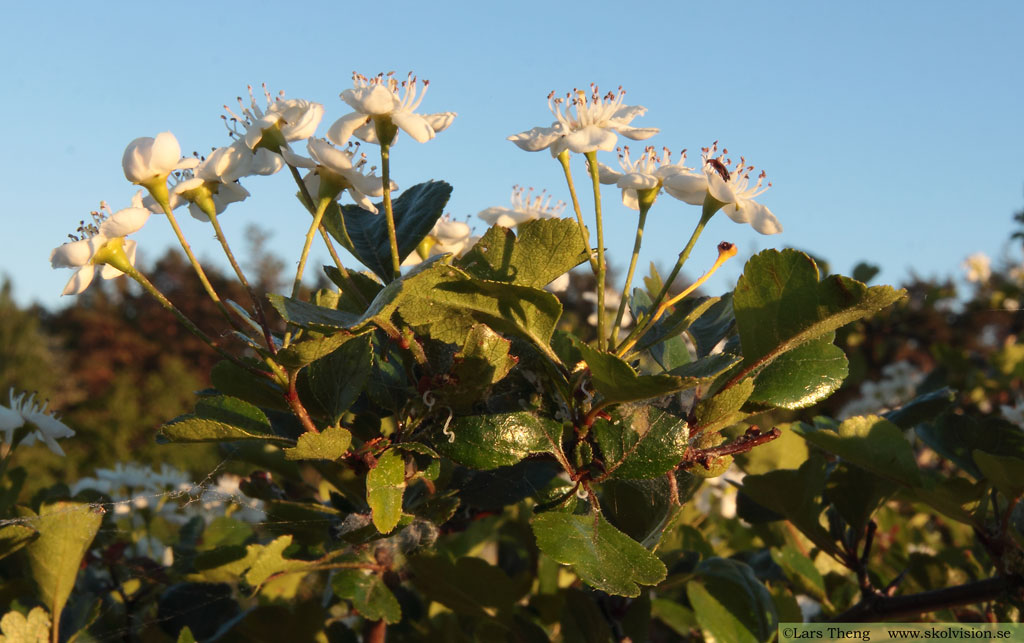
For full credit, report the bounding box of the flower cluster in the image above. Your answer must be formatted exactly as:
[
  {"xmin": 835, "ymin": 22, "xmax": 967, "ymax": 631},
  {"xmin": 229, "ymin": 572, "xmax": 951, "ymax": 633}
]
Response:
[{"xmin": 478, "ymin": 185, "xmax": 566, "ymax": 228}]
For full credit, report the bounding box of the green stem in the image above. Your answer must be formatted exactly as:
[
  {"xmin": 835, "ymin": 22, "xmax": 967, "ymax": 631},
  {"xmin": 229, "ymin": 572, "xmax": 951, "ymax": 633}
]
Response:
[
  {"xmin": 557, "ymin": 150, "xmax": 598, "ymax": 273},
  {"xmin": 292, "ymin": 197, "xmax": 331, "ymax": 299},
  {"xmin": 287, "ymin": 164, "xmax": 367, "ymax": 307},
  {"xmin": 123, "ymin": 264, "xmax": 239, "ymax": 366},
  {"xmin": 614, "ymin": 197, "xmax": 720, "ymax": 356},
  {"xmin": 610, "ymin": 194, "xmax": 655, "ymax": 345},
  {"xmin": 379, "ymin": 141, "xmax": 401, "ymax": 280},
  {"xmin": 584, "ymin": 151, "xmax": 607, "ymax": 351},
  {"xmin": 205, "ymin": 208, "xmax": 277, "ymax": 354},
  {"xmin": 154, "ymin": 196, "xmax": 236, "ymax": 327}
]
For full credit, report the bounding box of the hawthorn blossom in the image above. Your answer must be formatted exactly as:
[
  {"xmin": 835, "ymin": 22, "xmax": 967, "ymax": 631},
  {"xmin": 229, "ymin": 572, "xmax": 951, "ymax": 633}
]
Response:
[
  {"xmin": 429, "ymin": 216, "xmax": 475, "ymax": 256},
  {"xmin": 284, "ymin": 139, "xmax": 394, "ymax": 213},
  {"xmin": 122, "ymin": 132, "xmax": 196, "ymax": 185},
  {"xmin": 0, "ymin": 389, "xmax": 75, "ymax": 456},
  {"xmin": 598, "ymin": 146, "xmax": 706, "ymax": 210},
  {"xmin": 694, "ymin": 142, "xmax": 781, "ymax": 235},
  {"xmin": 508, "ymin": 84, "xmax": 658, "ymax": 156},
  {"xmin": 478, "ymin": 186, "xmax": 566, "ymax": 228},
  {"xmin": 172, "ymin": 144, "xmax": 253, "ymax": 221},
  {"xmin": 223, "ymin": 84, "xmax": 323, "ymax": 153},
  {"xmin": 50, "ymin": 194, "xmax": 150, "ymax": 295},
  {"xmin": 963, "ymin": 252, "xmax": 991, "ymax": 284},
  {"xmin": 327, "ymin": 71, "xmax": 456, "ymax": 146}
]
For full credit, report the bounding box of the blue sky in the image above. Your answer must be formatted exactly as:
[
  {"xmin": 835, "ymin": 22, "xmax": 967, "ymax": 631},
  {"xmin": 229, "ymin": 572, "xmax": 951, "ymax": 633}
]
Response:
[{"xmin": 3, "ymin": 1, "xmax": 1023, "ymax": 309}]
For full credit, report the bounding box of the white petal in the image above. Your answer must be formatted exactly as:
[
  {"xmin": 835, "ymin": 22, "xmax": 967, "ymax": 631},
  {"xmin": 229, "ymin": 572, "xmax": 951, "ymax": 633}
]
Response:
[
  {"xmin": 327, "ymin": 112, "xmax": 369, "ymax": 146},
  {"xmin": 188, "ymin": 203, "xmax": 210, "ymax": 222},
  {"xmin": 706, "ymin": 171, "xmax": 736, "ymax": 205},
  {"xmin": 423, "ymin": 112, "xmax": 456, "ymax": 134},
  {"xmin": 342, "ymin": 85, "xmax": 399, "ymax": 115},
  {"xmin": 507, "ymin": 125, "xmax": 563, "ymax": 152},
  {"xmin": 51, "ymin": 237, "xmax": 100, "ymax": 269},
  {"xmin": 621, "ymin": 189, "xmax": 640, "ymax": 211},
  {"xmin": 249, "ymin": 149, "xmax": 285, "ymax": 176},
  {"xmin": 280, "ymin": 147, "xmax": 316, "ymax": 169},
  {"xmin": 744, "ymin": 201, "xmax": 782, "ymax": 235},
  {"xmin": 151, "ymin": 132, "xmax": 182, "ymax": 175},
  {"xmin": 616, "ymin": 173, "xmax": 659, "ymax": 191},
  {"xmin": 721, "ymin": 203, "xmax": 752, "ymax": 225},
  {"xmin": 0, "ymin": 405, "xmax": 24, "ymax": 431},
  {"xmin": 352, "ymin": 121, "xmax": 380, "ymax": 144},
  {"xmin": 565, "ymin": 126, "xmax": 617, "ymax": 153},
  {"xmin": 662, "ymin": 174, "xmax": 708, "ymax": 206},
  {"xmin": 392, "ymin": 111, "xmax": 434, "ymax": 143},
  {"xmin": 100, "ymin": 207, "xmax": 150, "ymax": 237},
  {"xmin": 597, "ymin": 162, "xmax": 622, "ymax": 185},
  {"xmin": 346, "ymin": 188, "xmax": 378, "ymax": 214},
  {"xmin": 616, "ymin": 126, "xmax": 659, "ymax": 141},
  {"xmin": 62, "ymin": 264, "xmax": 97, "ymax": 295}
]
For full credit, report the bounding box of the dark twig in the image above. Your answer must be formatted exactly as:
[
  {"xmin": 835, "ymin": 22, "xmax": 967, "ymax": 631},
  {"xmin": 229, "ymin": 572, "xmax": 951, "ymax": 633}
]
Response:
[
  {"xmin": 831, "ymin": 574, "xmax": 1024, "ymax": 622},
  {"xmin": 682, "ymin": 426, "xmax": 782, "ymax": 469}
]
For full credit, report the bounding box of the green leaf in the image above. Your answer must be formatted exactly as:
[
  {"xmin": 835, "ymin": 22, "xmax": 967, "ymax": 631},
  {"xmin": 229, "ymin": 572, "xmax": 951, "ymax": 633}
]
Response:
[
  {"xmin": 883, "ymin": 387, "xmax": 955, "ymax": 430},
  {"xmin": 307, "ymin": 334, "xmax": 373, "ymax": 424},
  {"xmin": 176, "ymin": 626, "xmax": 197, "ymax": 643},
  {"xmin": 748, "ymin": 333, "xmax": 848, "ymax": 409},
  {"xmin": 770, "ymin": 545, "xmax": 826, "ymax": 601},
  {"xmin": 973, "ymin": 451, "xmax": 1024, "ymax": 499},
  {"xmin": 283, "ymin": 425, "xmax": 352, "ymax": 461},
  {"xmin": 457, "ymin": 217, "xmax": 589, "ymax": 288},
  {"xmin": 160, "ymin": 396, "xmax": 289, "ymax": 444},
  {"xmin": 210, "ymin": 359, "xmax": 287, "ymax": 411},
  {"xmin": 733, "ymin": 249, "xmax": 903, "ymax": 378},
  {"xmin": 592, "ymin": 405, "xmax": 689, "ymax": 479},
  {"xmin": 795, "ymin": 415, "xmax": 922, "ymax": 487},
  {"xmin": 600, "ymin": 477, "xmax": 675, "ymax": 548},
  {"xmin": 332, "ymin": 568, "xmax": 402, "ymax": 623},
  {"xmin": 336, "ymin": 180, "xmax": 452, "ymax": 281},
  {"xmin": 20, "ymin": 502, "xmax": 103, "ymax": 629},
  {"xmin": 917, "ymin": 414, "xmax": 1024, "ymax": 480},
  {"xmin": 274, "ymin": 332, "xmax": 352, "ymax": 369},
  {"xmin": 824, "ymin": 461, "xmax": 896, "ymax": 534},
  {"xmin": 739, "ymin": 456, "xmax": 841, "ymax": 558},
  {"xmin": 0, "ymin": 606, "xmax": 51, "ymax": 643},
  {"xmin": 434, "ymin": 411, "xmax": 560, "ymax": 469},
  {"xmin": 695, "ymin": 377, "xmax": 754, "ymax": 434},
  {"xmin": 323, "ymin": 267, "xmax": 383, "ymax": 314},
  {"xmin": 578, "ymin": 343, "xmax": 699, "ymax": 405},
  {"xmin": 266, "ymin": 294, "xmax": 359, "ymax": 332},
  {"xmin": 651, "ymin": 598, "xmax": 697, "ymax": 637},
  {"xmin": 688, "ymin": 557, "xmax": 778, "ymax": 643},
  {"xmin": 0, "ymin": 523, "xmax": 37, "ymax": 561},
  {"xmin": 367, "ymin": 449, "xmax": 406, "ymax": 534},
  {"xmin": 688, "ymin": 293, "xmax": 736, "ymax": 358},
  {"xmin": 634, "ymin": 295, "xmax": 719, "ymax": 355},
  {"xmin": 408, "ymin": 554, "xmax": 525, "ymax": 617},
  {"xmin": 447, "ymin": 324, "xmax": 517, "ymax": 403},
  {"xmin": 530, "ymin": 511, "xmax": 666, "ymax": 597}
]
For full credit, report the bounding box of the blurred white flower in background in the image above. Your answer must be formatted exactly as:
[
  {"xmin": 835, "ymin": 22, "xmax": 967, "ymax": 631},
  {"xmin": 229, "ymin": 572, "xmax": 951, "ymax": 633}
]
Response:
[
  {"xmin": 962, "ymin": 252, "xmax": 991, "ymax": 284},
  {"xmin": 0, "ymin": 389, "xmax": 75, "ymax": 456},
  {"xmin": 837, "ymin": 361, "xmax": 925, "ymax": 420}
]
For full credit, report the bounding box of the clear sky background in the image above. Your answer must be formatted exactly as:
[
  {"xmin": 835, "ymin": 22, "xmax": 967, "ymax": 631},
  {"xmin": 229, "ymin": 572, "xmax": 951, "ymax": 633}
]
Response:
[{"xmin": 3, "ymin": 1, "xmax": 1023, "ymax": 309}]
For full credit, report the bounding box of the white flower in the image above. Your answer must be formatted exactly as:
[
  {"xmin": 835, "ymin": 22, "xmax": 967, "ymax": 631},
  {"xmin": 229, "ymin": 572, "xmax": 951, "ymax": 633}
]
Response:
[
  {"xmin": 50, "ymin": 194, "xmax": 150, "ymax": 295},
  {"xmin": 837, "ymin": 361, "xmax": 925, "ymax": 420},
  {"xmin": 172, "ymin": 144, "xmax": 253, "ymax": 222},
  {"xmin": 963, "ymin": 252, "xmax": 991, "ymax": 284},
  {"xmin": 285, "ymin": 139, "xmax": 394, "ymax": 214},
  {"xmin": 428, "ymin": 216, "xmax": 474, "ymax": 257},
  {"xmin": 327, "ymin": 72, "xmax": 456, "ymax": 146},
  {"xmin": 547, "ymin": 272, "xmax": 571, "ymax": 294},
  {"xmin": 698, "ymin": 142, "xmax": 781, "ymax": 235},
  {"xmin": 598, "ymin": 146, "xmax": 707, "ymax": 210},
  {"xmin": 223, "ymin": 85, "xmax": 324, "ymax": 153},
  {"xmin": 508, "ymin": 85, "xmax": 658, "ymax": 156},
  {"xmin": 0, "ymin": 389, "xmax": 75, "ymax": 456},
  {"xmin": 478, "ymin": 186, "xmax": 566, "ymax": 228},
  {"xmin": 122, "ymin": 132, "xmax": 195, "ymax": 184}
]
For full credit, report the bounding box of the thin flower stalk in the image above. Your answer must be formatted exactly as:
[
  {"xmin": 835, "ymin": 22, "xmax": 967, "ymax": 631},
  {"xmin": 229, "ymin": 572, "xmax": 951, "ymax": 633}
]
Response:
[
  {"xmin": 614, "ymin": 198, "xmax": 720, "ymax": 355},
  {"xmin": 584, "ymin": 151, "xmax": 608, "ymax": 350},
  {"xmin": 617, "ymin": 241, "xmax": 737, "ymax": 357},
  {"xmin": 610, "ymin": 188, "xmax": 657, "ymax": 345},
  {"xmin": 378, "ymin": 137, "xmax": 401, "ymax": 280},
  {"xmin": 556, "ymin": 150, "xmax": 598, "ymax": 273}
]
